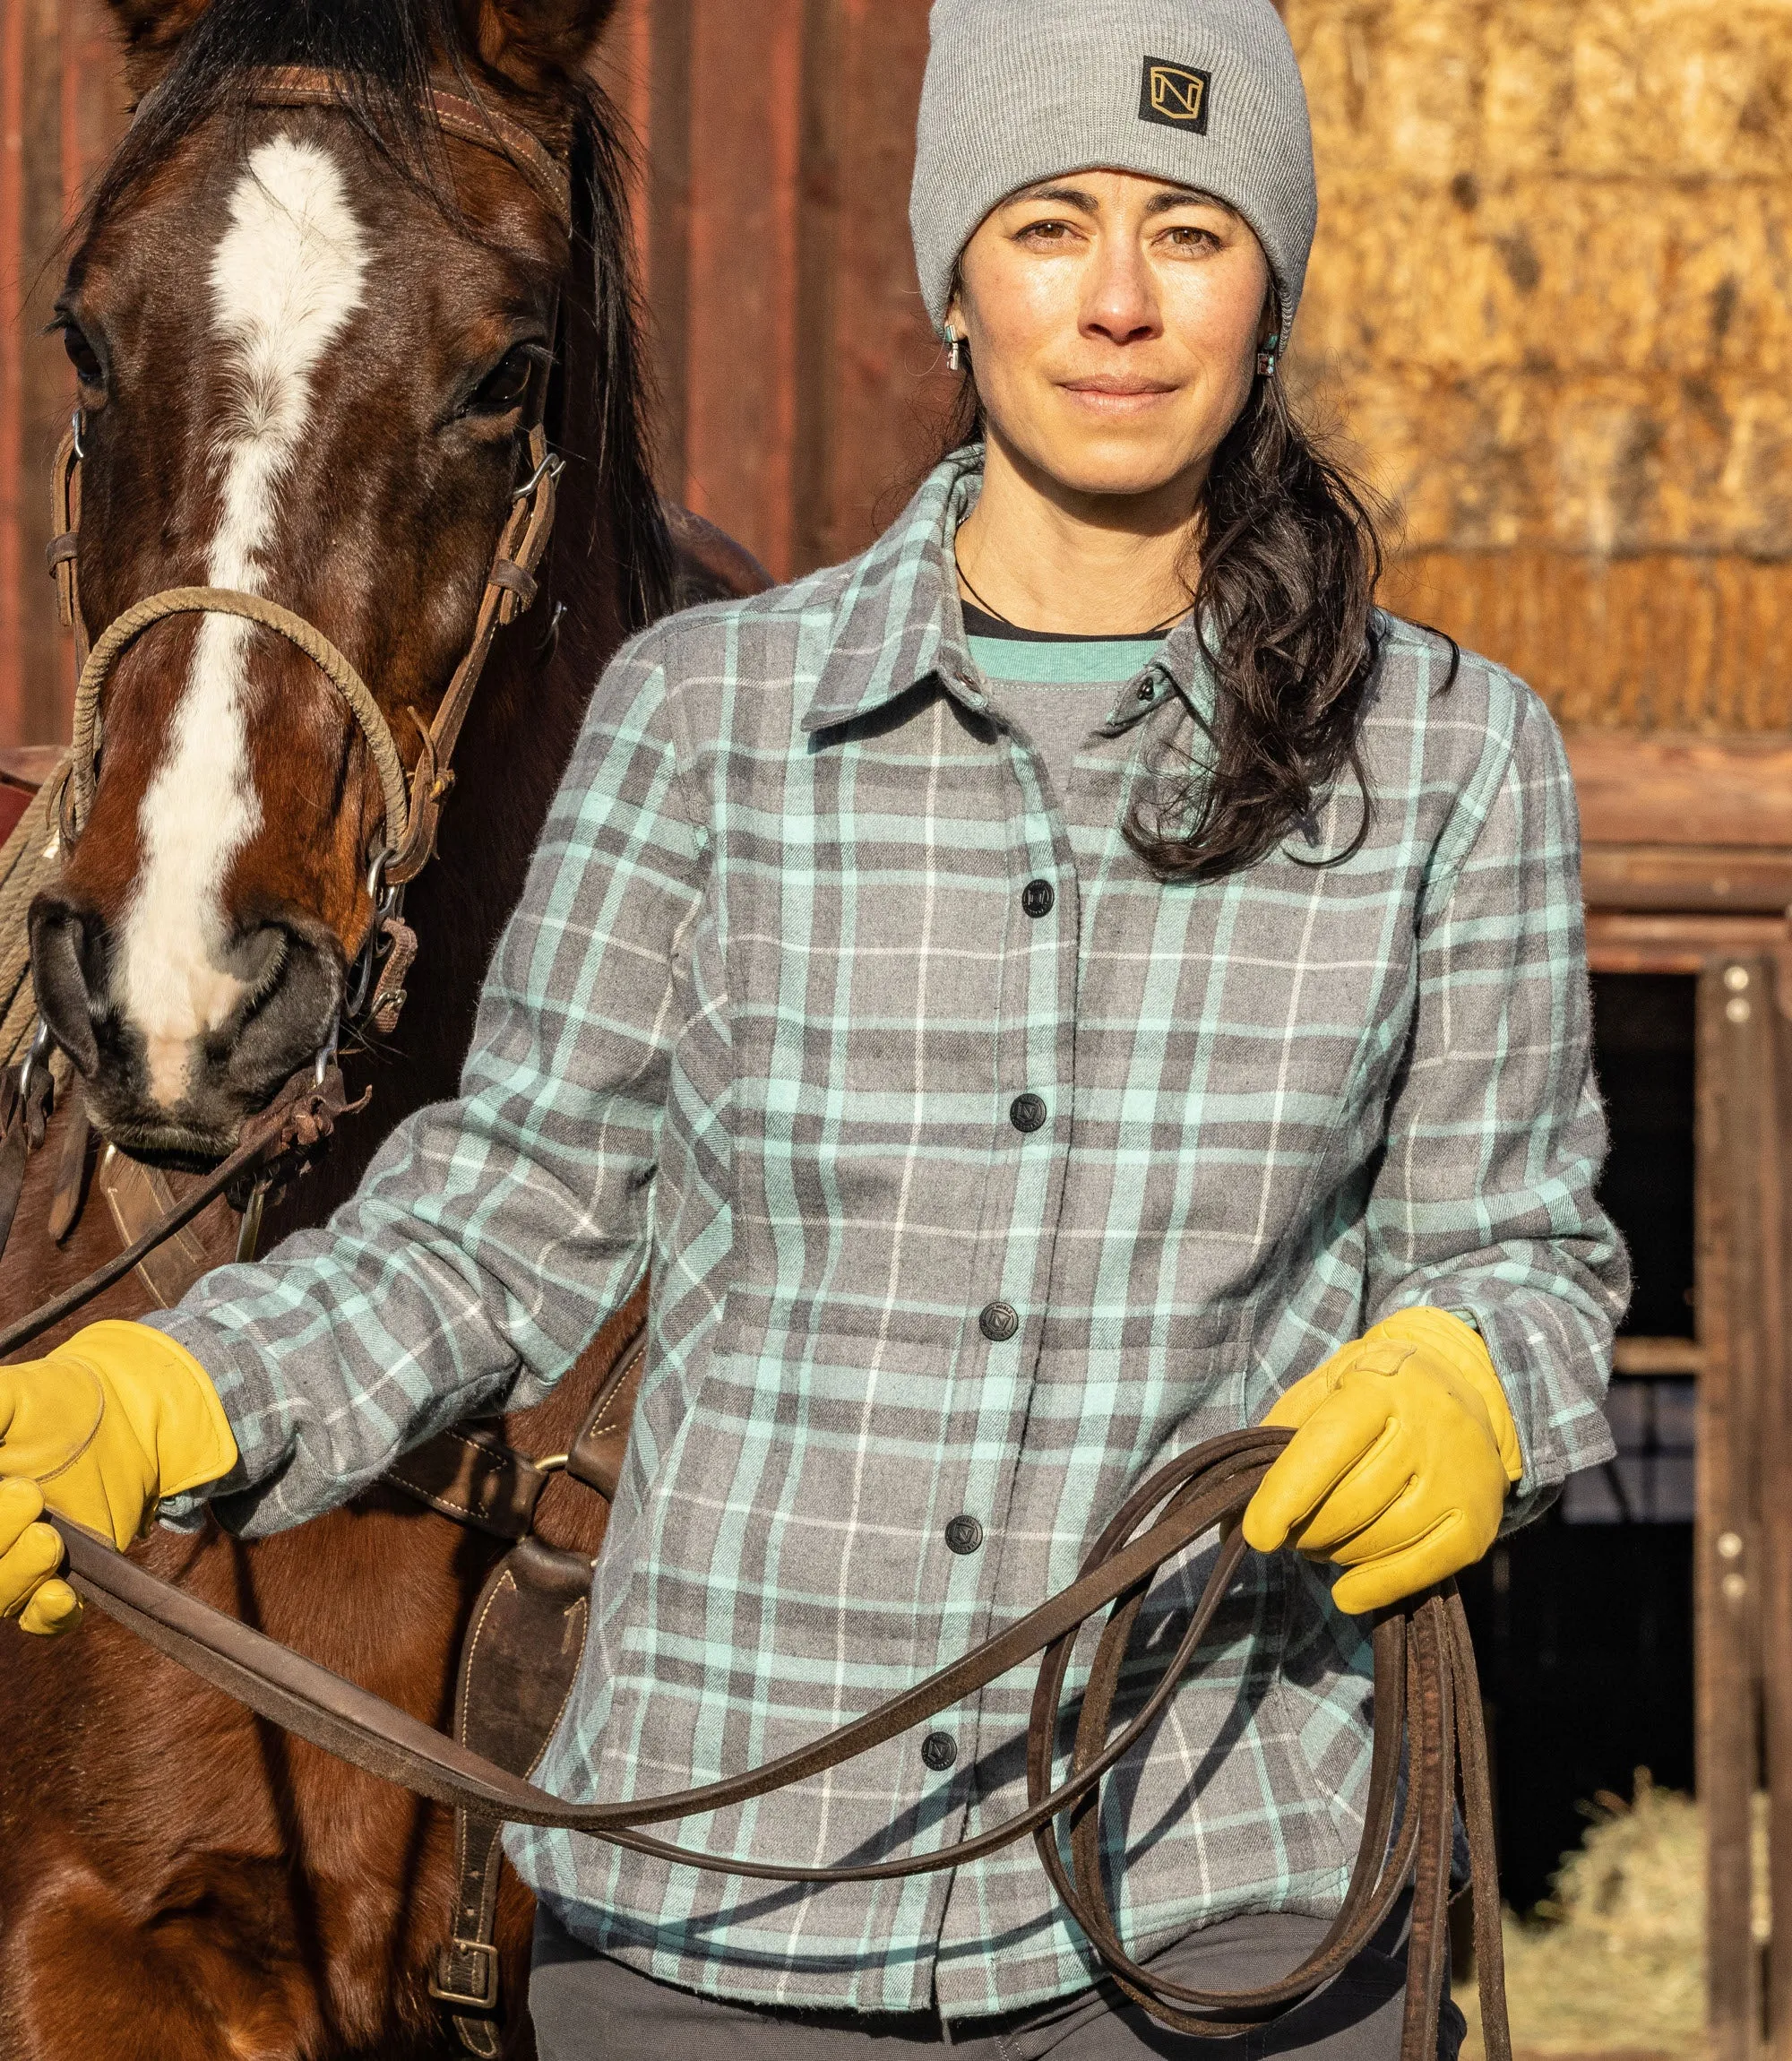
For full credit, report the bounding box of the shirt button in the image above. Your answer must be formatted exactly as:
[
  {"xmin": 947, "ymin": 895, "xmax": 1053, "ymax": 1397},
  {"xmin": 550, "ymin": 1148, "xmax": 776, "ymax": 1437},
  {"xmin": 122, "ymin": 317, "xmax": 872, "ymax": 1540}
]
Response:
[
  {"xmin": 1009, "ymin": 1093, "xmax": 1047, "ymax": 1134},
  {"xmin": 945, "ymin": 1515, "xmax": 985, "ymax": 1556},
  {"xmin": 979, "ymin": 1302, "xmax": 1020, "ymax": 1342},
  {"xmin": 1138, "ymin": 680, "xmax": 1157, "ymax": 701},
  {"xmin": 1021, "ymin": 879, "xmax": 1055, "ymax": 918},
  {"xmin": 921, "ymin": 1733, "xmax": 958, "ymax": 1772}
]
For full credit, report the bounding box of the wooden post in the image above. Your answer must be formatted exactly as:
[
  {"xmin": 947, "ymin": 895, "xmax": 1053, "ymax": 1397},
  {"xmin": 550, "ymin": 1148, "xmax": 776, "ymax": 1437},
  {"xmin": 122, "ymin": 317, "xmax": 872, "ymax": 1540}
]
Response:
[
  {"xmin": 1764, "ymin": 970, "xmax": 1792, "ymax": 2056},
  {"xmin": 1699, "ymin": 957, "xmax": 1771, "ymax": 2057}
]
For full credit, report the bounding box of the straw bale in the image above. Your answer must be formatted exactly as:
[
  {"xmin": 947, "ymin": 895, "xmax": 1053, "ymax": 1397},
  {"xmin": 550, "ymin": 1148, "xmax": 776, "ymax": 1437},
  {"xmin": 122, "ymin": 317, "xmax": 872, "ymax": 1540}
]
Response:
[
  {"xmin": 1454, "ymin": 1774, "xmax": 1745, "ymax": 2060},
  {"xmin": 1288, "ymin": 0, "xmax": 1792, "ymax": 182},
  {"xmin": 1285, "ymin": 0, "xmax": 1792, "ymax": 731},
  {"xmin": 1297, "ymin": 182, "xmax": 1791, "ymax": 384},
  {"xmin": 1313, "ymin": 371, "xmax": 1792, "ymax": 556}
]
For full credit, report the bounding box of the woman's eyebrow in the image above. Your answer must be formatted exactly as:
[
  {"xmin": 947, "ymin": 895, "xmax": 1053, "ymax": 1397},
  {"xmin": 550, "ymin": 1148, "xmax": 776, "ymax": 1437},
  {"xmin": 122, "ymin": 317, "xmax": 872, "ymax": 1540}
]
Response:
[
  {"xmin": 1009, "ymin": 181, "xmax": 1236, "ymax": 219},
  {"xmin": 1012, "ymin": 182, "xmax": 1100, "ymax": 212},
  {"xmin": 1142, "ymin": 187, "xmax": 1233, "ymax": 218}
]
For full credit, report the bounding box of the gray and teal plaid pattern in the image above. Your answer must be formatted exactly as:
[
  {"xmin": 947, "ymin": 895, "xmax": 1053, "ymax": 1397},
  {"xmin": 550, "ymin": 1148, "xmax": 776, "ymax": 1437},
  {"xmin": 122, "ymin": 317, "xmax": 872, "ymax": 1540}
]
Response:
[{"xmin": 153, "ymin": 451, "xmax": 1626, "ymax": 2022}]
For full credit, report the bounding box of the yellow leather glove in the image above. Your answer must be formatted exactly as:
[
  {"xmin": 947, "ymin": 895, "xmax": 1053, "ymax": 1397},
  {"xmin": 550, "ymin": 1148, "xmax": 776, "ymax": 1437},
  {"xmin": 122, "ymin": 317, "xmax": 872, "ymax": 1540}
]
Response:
[
  {"xmin": 0, "ymin": 1321, "xmax": 237, "ymax": 1636},
  {"xmin": 1242, "ymin": 1307, "xmax": 1522, "ymax": 1614}
]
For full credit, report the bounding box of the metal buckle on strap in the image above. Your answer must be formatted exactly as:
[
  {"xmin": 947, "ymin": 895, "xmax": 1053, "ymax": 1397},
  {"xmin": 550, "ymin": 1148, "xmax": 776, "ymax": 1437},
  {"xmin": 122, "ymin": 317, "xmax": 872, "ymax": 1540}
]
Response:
[
  {"xmin": 429, "ymin": 1939, "xmax": 499, "ymax": 2012},
  {"xmin": 512, "ymin": 446, "xmax": 564, "ymax": 503}
]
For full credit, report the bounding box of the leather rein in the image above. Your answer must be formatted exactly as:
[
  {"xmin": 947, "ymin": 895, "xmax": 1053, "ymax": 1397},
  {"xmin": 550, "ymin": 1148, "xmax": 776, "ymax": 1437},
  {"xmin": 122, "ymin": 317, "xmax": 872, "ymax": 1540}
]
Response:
[
  {"xmin": 44, "ymin": 1429, "xmax": 1514, "ymax": 2057},
  {"xmin": 16, "ymin": 73, "xmax": 1515, "ymax": 2057}
]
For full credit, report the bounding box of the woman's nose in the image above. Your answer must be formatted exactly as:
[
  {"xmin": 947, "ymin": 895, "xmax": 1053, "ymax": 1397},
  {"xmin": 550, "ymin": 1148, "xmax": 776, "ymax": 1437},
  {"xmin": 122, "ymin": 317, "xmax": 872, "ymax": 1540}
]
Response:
[{"xmin": 1081, "ymin": 244, "xmax": 1161, "ymax": 346}]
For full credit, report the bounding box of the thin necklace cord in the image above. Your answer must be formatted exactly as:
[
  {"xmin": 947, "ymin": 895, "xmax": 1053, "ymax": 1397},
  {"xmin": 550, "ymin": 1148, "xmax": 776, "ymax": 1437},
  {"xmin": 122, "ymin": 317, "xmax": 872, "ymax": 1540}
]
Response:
[{"xmin": 953, "ymin": 548, "xmax": 1189, "ymax": 639}]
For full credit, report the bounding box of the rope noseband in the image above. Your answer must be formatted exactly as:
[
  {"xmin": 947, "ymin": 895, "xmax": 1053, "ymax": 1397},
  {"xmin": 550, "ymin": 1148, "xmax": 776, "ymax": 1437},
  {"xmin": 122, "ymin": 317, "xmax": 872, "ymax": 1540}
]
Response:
[{"xmin": 69, "ymin": 589, "xmax": 411, "ymax": 852}]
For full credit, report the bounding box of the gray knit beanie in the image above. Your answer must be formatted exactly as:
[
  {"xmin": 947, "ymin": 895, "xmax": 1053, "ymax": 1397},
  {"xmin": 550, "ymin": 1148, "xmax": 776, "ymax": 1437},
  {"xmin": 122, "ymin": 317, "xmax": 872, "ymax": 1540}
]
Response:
[{"xmin": 911, "ymin": 0, "xmax": 1317, "ymax": 342}]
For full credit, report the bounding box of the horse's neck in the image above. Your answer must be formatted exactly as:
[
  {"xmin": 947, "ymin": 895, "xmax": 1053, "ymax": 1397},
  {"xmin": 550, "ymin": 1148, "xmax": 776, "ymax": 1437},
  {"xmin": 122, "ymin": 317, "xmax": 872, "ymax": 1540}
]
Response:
[{"xmin": 261, "ymin": 499, "xmax": 628, "ymax": 1239}]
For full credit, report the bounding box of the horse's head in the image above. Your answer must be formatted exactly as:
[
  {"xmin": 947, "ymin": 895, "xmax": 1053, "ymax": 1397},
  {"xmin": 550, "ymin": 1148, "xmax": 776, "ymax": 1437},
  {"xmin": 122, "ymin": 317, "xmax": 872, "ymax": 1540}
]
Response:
[{"xmin": 30, "ymin": 0, "xmax": 640, "ymax": 1166}]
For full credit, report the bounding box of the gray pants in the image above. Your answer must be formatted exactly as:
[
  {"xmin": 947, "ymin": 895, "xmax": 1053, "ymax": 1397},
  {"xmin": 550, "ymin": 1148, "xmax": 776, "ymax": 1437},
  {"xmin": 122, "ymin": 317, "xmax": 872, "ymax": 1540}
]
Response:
[{"xmin": 530, "ymin": 1901, "xmax": 1465, "ymax": 2060}]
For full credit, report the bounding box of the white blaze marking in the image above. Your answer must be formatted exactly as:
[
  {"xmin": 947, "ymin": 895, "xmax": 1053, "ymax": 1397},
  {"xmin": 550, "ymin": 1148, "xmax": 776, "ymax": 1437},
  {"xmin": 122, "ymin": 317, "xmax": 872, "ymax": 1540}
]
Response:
[{"xmin": 117, "ymin": 136, "xmax": 367, "ymax": 1105}]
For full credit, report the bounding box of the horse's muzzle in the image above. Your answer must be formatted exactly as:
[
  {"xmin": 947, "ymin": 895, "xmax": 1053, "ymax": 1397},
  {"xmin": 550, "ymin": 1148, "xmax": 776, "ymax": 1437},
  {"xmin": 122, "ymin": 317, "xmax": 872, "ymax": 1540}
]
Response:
[{"xmin": 29, "ymin": 895, "xmax": 344, "ymax": 1168}]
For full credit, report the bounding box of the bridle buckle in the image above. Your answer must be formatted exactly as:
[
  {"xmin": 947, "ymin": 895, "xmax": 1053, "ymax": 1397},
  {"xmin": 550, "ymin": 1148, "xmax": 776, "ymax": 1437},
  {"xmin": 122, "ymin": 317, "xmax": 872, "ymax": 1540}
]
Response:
[
  {"xmin": 513, "ymin": 447, "xmax": 564, "ymax": 503},
  {"xmin": 429, "ymin": 1937, "xmax": 500, "ymax": 2012}
]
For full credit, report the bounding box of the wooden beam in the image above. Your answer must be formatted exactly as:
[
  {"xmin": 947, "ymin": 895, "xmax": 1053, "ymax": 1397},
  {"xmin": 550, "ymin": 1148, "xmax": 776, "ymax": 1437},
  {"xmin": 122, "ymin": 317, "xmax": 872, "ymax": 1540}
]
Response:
[
  {"xmin": 1588, "ymin": 913, "xmax": 1789, "ymax": 976},
  {"xmin": 788, "ymin": 0, "xmax": 841, "ymax": 578},
  {"xmin": 1698, "ymin": 957, "xmax": 1770, "ymax": 2057},
  {"xmin": 1569, "ymin": 735, "xmax": 1792, "ymax": 852},
  {"xmin": 1584, "ymin": 846, "xmax": 1792, "ymax": 918},
  {"xmin": 645, "ymin": 0, "xmax": 693, "ymax": 504},
  {"xmin": 1765, "ymin": 995, "xmax": 1792, "ymax": 2054},
  {"xmin": 1611, "ymin": 1337, "xmax": 1705, "ymax": 1377},
  {"xmin": 681, "ymin": 0, "xmax": 803, "ymax": 574}
]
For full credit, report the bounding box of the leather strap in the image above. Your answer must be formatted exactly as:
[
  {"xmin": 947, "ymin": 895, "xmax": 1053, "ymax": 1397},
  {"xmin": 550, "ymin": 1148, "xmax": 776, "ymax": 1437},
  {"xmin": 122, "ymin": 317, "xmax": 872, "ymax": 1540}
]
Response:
[
  {"xmin": 383, "ymin": 422, "xmax": 562, "ymax": 886},
  {"xmin": 566, "ymin": 1341, "xmax": 645, "ymax": 1503},
  {"xmin": 50, "ymin": 1429, "xmax": 1512, "ymax": 2052},
  {"xmin": 387, "ymin": 1426, "xmax": 556, "ymax": 1544},
  {"xmin": 399, "ymin": 1289, "xmax": 646, "ymax": 2050},
  {"xmin": 48, "ymin": 426, "xmax": 84, "ymax": 672},
  {"xmin": 434, "ymin": 1536, "xmax": 594, "ymax": 2050},
  {"xmin": 0, "ymin": 1062, "xmax": 364, "ymax": 1360}
]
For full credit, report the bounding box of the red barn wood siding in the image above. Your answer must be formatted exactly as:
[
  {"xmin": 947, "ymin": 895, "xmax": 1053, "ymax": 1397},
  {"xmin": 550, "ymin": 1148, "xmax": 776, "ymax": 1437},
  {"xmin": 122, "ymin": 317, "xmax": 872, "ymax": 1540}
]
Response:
[
  {"xmin": 0, "ymin": 0, "xmax": 126, "ymax": 749},
  {"xmin": 594, "ymin": 0, "xmax": 948, "ymax": 583}
]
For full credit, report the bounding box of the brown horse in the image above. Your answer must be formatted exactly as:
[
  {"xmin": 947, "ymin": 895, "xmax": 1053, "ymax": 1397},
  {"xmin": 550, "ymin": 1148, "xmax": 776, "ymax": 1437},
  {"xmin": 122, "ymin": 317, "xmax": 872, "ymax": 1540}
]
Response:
[{"xmin": 0, "ymin": 3, "xmax": 763, "ymax": 2056}]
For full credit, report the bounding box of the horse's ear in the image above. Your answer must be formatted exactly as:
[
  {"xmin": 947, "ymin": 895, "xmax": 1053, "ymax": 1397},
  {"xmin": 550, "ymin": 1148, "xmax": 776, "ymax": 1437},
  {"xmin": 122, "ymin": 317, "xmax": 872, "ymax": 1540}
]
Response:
[
  {"xmin": 461, "ymin": 0, "xmax": 622, "ymax": 99},
  {"xmin": 102, "ymin": 0, "xmax": 211, "ymax": 91}
]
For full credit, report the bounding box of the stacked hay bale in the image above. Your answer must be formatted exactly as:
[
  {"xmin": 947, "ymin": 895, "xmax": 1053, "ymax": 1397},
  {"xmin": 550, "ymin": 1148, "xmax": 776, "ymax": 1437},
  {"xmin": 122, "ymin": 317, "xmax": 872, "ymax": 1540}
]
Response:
[
  {"xmin": 1453, "ymin": 1776, "xmax": 1760, "ymax": 2059},
  {"xmin": 1283, "ymin": 0, "xmax": 1792, "ymax": 733}
]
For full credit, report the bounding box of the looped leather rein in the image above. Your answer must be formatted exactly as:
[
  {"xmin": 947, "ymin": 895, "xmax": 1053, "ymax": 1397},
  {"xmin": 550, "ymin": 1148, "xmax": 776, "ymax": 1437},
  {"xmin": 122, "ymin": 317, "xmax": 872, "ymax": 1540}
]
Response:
[{"xmin": 48, "ymin": 1427, "xmax": 1512, "ymax": 2057}]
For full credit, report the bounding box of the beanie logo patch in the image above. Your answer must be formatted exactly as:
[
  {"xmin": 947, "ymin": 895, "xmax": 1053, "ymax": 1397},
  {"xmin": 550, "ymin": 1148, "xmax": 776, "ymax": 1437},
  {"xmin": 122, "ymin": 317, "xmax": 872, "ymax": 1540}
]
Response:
[{"xmin": 1139, "ymin": 59, "xmax": 1211, "ymax": 134}]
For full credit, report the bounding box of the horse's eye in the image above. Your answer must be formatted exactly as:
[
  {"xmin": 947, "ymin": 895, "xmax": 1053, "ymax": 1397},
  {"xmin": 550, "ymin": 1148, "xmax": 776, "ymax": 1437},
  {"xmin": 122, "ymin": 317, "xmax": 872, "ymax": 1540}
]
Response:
[
  {"xmin": 466, "ymin": 346, "xmax": 538, "ymax": 417},
  {"xmin": 60, "ymin": 323, "xmax": 104, "ymax": 391}
]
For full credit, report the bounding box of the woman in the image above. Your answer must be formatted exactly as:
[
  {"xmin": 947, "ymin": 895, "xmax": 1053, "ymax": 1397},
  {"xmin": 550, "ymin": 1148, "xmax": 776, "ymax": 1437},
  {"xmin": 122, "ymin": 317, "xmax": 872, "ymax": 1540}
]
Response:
[{"xmin": 0, "ymin": 0, "xmax": 1624, "ymax": 2053}]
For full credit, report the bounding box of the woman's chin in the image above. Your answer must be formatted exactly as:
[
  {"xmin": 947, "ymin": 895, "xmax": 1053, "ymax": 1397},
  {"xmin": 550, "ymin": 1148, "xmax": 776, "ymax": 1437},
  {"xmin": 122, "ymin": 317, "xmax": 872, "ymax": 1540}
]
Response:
[{"xmin": 1030, "ymin": 448, "xmax": 1213, "ymax": 505}]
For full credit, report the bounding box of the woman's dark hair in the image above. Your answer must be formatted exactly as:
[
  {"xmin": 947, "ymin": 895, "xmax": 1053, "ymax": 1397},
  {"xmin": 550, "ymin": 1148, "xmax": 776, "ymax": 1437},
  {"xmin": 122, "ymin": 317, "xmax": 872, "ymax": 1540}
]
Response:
[{"xmin": 940, "ymin": 360, "xmax": 1391, "ymax": 882}]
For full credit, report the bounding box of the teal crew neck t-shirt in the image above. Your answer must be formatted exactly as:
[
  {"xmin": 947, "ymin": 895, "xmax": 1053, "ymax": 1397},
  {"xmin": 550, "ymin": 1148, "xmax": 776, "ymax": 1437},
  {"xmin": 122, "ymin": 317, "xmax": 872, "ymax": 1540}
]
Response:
[{"xmin": 962, "ymin": 601, "xmax": 1168, "ymax": 799}]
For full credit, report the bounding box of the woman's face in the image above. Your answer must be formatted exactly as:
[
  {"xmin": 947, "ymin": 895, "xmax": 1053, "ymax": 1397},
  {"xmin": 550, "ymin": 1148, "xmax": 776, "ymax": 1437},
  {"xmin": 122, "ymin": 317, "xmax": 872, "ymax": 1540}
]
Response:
[{"xmin": 950, "ymin": 169, "xmax": 1273, "ymax": 504}]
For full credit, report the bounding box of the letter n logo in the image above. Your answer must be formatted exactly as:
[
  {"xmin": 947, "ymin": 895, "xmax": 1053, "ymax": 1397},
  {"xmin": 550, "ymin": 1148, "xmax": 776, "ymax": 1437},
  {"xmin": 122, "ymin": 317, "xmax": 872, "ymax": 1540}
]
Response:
[{"xmin": 1139, "ymin": 58, "xmax": 1212, "ymax": 134}]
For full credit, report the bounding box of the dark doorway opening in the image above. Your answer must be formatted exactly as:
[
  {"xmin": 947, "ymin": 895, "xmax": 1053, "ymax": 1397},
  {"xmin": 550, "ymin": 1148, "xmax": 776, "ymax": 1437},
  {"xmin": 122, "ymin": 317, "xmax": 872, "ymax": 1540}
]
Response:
[{"xmin": 1455, "ymin": 972, "xmax": 1697, "ymax": 1912}]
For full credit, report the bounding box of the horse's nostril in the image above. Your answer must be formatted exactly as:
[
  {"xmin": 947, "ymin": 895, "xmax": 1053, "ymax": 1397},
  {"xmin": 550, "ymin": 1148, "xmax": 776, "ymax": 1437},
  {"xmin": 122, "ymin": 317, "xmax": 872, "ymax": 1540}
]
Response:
[
  {"xmin": 222, "ymin": 926, "xmax": 342, "ymax": 1096},
  {"xmin": 27, "ymin": 896, "xmax": 106, "ymax": 1077}
]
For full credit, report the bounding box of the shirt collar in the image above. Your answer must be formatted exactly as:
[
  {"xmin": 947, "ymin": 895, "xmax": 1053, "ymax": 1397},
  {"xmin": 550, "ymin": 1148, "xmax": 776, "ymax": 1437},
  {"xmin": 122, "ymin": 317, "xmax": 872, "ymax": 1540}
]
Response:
[
  {"xmin": 801, "ymin": 451, "xmax": 986, "ymax": 735},
  {"xmin": 801, "ymin": 446, "xmax": 1218, "ymax": 737}
]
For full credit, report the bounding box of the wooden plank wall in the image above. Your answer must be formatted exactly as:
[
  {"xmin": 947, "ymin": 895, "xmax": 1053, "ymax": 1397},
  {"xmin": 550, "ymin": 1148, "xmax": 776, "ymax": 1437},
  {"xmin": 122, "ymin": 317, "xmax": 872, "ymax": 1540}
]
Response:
[
  {"xmin": 0, "ymin": 0, "xmax": 127, "ymax": 750},
  {"xmin": 593, "ymin": 0, "xmax": 950, "ymax": 582}
]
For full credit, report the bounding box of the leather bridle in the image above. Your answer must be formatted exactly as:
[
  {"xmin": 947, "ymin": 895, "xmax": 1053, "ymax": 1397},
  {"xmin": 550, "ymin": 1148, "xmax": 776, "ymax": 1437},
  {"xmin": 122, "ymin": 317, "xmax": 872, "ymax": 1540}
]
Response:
[{"xmin": 45, "ymin": 67, "xmax": 573, "ymax": 1046}]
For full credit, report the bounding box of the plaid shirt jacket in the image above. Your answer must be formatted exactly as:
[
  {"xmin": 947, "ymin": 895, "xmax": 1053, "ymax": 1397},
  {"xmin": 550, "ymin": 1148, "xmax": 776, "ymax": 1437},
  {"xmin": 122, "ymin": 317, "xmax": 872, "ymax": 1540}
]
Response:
[{"xmin": 155, "ymin": 451, "xmax": 1626, "ymax": 2021}]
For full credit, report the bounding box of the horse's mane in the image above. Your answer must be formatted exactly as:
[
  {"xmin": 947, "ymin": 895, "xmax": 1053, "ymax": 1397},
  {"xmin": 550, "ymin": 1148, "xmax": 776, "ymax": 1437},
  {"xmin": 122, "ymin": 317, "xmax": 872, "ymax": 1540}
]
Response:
[{"xmin": 77, "ymin": 0, "xmax": 676, "ymax": 633}]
